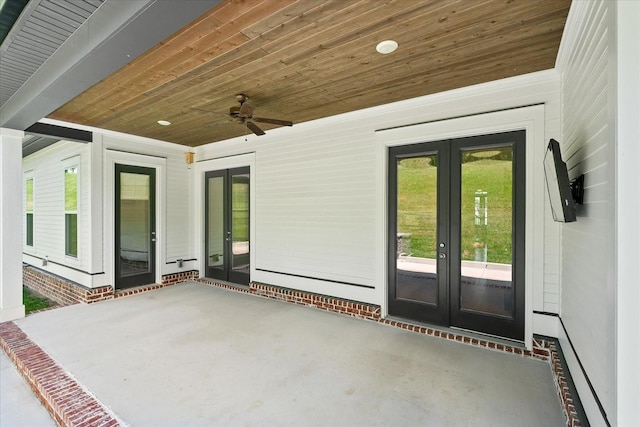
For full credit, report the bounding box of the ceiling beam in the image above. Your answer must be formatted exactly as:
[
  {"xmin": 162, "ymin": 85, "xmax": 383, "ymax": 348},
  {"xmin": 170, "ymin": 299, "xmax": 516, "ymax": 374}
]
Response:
[{"xmin": 0, "ymin": 0, "xmax": 220, "ymax": 130}]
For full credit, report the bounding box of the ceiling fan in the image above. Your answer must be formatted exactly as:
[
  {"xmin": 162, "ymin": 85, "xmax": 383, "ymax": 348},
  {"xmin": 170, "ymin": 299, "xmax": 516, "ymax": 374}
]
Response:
[{"xmin": 210, "ymin": 94, "xmax": 293, "ymax": 136}]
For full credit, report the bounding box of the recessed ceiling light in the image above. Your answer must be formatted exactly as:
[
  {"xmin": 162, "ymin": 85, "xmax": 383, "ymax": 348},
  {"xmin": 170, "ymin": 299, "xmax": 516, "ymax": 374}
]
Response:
[
  {"xmin": 376, "ymin": 40, "xmax": 398, "ymax": 54},
  {"xmin": 157, "ymin": 120, "xmax": 171, "ymax": 126}
]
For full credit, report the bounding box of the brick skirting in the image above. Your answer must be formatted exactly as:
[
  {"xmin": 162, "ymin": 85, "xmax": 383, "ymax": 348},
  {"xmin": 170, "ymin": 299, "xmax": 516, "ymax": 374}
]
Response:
[
  {"xmin": 23, "ymin": 265, "xmax": 112, "ymax": 305},
  {"xmin": 251, "ymin": 282, "xmax": 382, "ymax": 320},
  {"xmin": 22, "ymin": 265, "xmax": 199, "ymax": 305},
  {"xmin": 192, "ymin": 278, "xmax": 382, "ymax": 321},
  {"xmin": 547, "ymin": 339, "xmax": 582, "ymax": 427}
]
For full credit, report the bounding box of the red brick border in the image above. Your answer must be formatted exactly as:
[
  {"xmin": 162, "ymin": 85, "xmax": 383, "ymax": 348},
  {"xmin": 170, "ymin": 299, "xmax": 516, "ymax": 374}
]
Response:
[
  {"xmin": 547, "ymin": 339, "xmax": 582, "ymax": 427},
  {"xmin": 23, "ymin": 266, "xmax": 113, "ymax": 305},
  {"xmin": 23, "ymin": 265, "xmax": 200, "ymax": 304},
  {"xmin": 114, "ymin": 271, "xmax": 199, "ymax": 299},
  {"xmin": 251, "ymin": 282, "xmax": 382, "ymax": 320},
  {"xmin": 161, "ymin": 270, "xmax": 199, "ymax": 286},
  {"xmin": 0, "ymin": 321, "xmax": 120, "ymax": 426}
]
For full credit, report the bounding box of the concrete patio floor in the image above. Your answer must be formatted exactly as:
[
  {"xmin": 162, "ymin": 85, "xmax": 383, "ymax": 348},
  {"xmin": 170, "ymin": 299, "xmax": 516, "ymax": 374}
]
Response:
[{"xmin": 5, "ymin": 281, "xmax": 565, "ymax": 426}]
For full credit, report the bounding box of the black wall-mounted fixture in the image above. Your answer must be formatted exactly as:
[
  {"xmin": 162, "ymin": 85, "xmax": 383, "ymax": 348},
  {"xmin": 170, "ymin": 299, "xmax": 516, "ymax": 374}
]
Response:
[{"xmin": 570, "ymin": 174, "xmax": 585, "ymax": 205}]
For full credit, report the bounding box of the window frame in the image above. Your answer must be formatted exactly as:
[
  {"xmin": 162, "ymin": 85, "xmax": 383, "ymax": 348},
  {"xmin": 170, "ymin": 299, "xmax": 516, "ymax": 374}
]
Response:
[
  {"xmin": 25, "ymin": 173, "xmax": 34, "ymax": 248},
  {"xmin": 63, "ymin": 161, "xmax": 79, "ymax": 258}
]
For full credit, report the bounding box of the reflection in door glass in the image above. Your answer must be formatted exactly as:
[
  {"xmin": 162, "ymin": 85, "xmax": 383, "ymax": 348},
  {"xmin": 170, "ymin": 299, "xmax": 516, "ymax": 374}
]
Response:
[
  {"xmin": 207, "ymin": 176, "xmax": 224, "ymax": 269},
  {"xmin": 231, "ymin": 173, "xmax": 250, "ymax": 273},
  {"xmin": 459, "ymin": 147, "xmax": 513, "ymax": 318},
  {"xmin": 396, "ymin": 155, "xmax": 438, "ymax": 305},
  {"xmin": 119, "ymin": 172, "xmax": 150, "ymax": 277}
]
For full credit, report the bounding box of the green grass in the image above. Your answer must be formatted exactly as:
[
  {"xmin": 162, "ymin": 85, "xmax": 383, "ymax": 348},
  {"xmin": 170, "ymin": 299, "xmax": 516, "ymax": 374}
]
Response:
[
  {"xmin": 232, "ymin": 179, "xmax": 249, "ymax": 241},
  {"xmin": 397, "ymin": 155, "xmax": 513, "ymax": 264},
  {"xmin": 23, "ymin": 287, "xmax": 55, "ymax": 313}
]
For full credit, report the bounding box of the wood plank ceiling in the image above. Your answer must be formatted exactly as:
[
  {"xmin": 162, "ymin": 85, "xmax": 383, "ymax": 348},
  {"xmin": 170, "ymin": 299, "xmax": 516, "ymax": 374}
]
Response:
[{"xmin": 49, "ymin": 0, "xmax": 571, "ymax": 147}]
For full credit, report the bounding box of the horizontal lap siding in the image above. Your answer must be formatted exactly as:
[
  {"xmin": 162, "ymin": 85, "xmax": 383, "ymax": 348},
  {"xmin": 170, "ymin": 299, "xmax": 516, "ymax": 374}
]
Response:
[
  {"xmin": 165, "ymin": 158, "xmax": 192, "ymax": 262},
  {"xmin": 556, "ymin": 0, "xmax": 615, "ymax": 421},
  {"xmin": 256, "ymin": 132, "xmax": 376, "ymax": 286},
  {"xmin": 199, "ymin": 71, "xmax": 562, "ymax": 306},
  {"xmin": 23, "ymin": 141, "xmax": 91, "ymax": 272}
]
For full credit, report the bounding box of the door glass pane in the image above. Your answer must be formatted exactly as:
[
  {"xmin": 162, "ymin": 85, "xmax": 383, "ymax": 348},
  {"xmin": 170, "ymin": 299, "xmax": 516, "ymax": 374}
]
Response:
[
  {"xmin": 459, "ymin": 147, "xmax": 513, "ymax": 318},
  {"xmin": 396, "ymin": 155, "xmax": 438, "ymax": 304},
  {"xmin": 231, "ymin": 173, "xmax": 250, "ymax": 273},
  {"xmin": 119, "ymin": 172, "xmax": 150, "ymax": 277},
  {"xmin": 207, "ymin": 176, "xmax": 225, "ymax": 269}
]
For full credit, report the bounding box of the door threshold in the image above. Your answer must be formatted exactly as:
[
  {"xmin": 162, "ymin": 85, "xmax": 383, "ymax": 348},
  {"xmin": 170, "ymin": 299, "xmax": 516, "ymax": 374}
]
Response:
[{"xmin": 384, "ymin": 315, "xmax": 526, "ymax": 350}]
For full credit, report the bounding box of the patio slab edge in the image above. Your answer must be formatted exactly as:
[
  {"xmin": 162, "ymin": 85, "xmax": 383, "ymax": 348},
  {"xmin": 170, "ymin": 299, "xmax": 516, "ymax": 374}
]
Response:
[{"xmin": 0, "ymin": 321, "xmax": 121, "ymax": 427}]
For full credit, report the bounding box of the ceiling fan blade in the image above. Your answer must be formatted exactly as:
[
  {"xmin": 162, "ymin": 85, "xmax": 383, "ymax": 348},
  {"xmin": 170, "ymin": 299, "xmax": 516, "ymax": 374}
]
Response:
[
  {"xmin": 252, "ymin": 117, "xmax": 293, "ymax": 127},
  {"xmin": 246, "ymin": 121, "xmax": 265, "ymax": 136}
]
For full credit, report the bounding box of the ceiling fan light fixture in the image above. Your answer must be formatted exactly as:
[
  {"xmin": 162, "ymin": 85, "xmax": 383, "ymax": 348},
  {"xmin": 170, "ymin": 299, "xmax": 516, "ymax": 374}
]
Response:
[
  {"xmin": 157, "ymin": 120, "xmax": 171, "ymax": 126},
  {"xmin": 376, "ymin": 40, "xmax": 398, "ymax": 54}
]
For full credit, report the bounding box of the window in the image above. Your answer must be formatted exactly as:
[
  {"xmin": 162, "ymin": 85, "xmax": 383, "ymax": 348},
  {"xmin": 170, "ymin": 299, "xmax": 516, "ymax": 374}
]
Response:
[
  {"xmin": 65, "ymin": 166, "xmax": 78, "ymax": 257},
  {"xmin": 26, "ymin": 178, "xmax": 34, "ymax": 246}
]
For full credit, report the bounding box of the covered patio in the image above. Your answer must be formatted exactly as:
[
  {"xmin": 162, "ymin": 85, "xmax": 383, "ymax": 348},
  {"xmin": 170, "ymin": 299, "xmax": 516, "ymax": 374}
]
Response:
[{"xmin": 1, "ymin": 282, "xmax": 564, "ymax": 426}]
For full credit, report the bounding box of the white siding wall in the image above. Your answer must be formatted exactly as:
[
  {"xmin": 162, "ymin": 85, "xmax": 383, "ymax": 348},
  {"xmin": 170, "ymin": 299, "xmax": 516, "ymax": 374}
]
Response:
[
  {"xmin": 23, "ymin": 141, "xmax": 93, "ymax": 282},
  {"xmin": 557, "ymin": 1, "xmax": 640, "ymax": 425},
  {"xmin": 555, "ymin": 1, "xmax": 615, "ymax": 424},
  {"xmin": 197, "ymin": 70, "xmax": 563, "ymax": 315}
]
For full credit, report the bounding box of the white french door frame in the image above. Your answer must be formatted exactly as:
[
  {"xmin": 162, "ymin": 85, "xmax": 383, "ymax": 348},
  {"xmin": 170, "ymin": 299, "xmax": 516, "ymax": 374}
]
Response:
[{"xmin": 376, "ymin": 105, "xmax": 546, "ymax": 350}]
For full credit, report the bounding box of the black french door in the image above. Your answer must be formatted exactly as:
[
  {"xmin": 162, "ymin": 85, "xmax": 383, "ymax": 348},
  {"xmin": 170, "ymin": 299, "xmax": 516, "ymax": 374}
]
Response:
[
  {"xmin": 205, "ymin": 167, "xmax": 250, "ymax": 285},
  {"xmin": 388, "ymin": 130, "xmax": 525, "ymax": 341},
  {"xmin": 115, "ymin": 164, "xmax": 156, "ymax": 289}
]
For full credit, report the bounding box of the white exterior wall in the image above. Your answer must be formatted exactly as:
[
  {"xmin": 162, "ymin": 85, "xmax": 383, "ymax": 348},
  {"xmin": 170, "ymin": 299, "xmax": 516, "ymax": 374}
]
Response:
[
  {"xmin": 196, "ymin": 70, "xmax": 563, "ymax": 328},
  {"xmin": 556, "ymin": 0, "xmax": 640, "ymax": 425},
  {"xmin": 22, "ymin": 140, "xmax": 95, "ymax": 284},
  {"xmin": 23, "ymin": 125, "xmax": 194, "ymax": 288}
]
